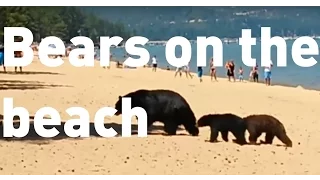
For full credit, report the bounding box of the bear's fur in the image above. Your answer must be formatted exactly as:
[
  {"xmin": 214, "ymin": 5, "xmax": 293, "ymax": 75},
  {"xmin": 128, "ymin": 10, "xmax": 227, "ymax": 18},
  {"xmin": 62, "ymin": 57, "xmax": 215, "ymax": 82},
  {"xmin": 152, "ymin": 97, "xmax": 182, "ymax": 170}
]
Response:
[
  {"xmin": 197, "ymin": 113, "xmax": 247, "ymax": 145},
  {"xmin": 114, "ymin": 89, "xmax": 199, "ymax": 136},
  {"xmin": 243, "ymin": 114, "xmax": 292, "ymax": 147}
]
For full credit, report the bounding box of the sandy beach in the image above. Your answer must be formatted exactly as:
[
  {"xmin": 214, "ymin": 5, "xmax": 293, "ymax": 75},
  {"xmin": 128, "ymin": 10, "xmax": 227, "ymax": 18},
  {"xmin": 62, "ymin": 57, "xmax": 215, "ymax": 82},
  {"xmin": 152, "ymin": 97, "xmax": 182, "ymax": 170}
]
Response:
[{"xmin": 0, "ymin": 57, "xmax": 320, "ymax": 175}]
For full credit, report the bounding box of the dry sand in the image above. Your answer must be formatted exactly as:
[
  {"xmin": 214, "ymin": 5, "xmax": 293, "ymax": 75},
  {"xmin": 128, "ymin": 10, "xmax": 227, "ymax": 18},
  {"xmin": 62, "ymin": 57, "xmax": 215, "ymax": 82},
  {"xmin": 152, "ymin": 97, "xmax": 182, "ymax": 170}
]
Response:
[{"xmin": 0, "ymin": 57, "xmax": 320, "ymax": 175}]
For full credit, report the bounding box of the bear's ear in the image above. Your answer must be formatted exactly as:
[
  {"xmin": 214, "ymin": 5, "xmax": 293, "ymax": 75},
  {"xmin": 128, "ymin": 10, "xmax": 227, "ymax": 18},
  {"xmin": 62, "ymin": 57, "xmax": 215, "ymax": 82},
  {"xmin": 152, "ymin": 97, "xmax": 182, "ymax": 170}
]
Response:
[{"xmin": 118, "ymin": 96, "xmax": 122, "ymax": 99}]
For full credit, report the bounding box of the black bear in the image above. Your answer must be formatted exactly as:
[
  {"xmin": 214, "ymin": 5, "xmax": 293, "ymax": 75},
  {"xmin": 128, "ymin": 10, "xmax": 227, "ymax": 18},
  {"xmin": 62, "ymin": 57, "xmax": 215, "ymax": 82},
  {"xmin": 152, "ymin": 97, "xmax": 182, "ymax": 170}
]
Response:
[
  {"xmin": 243, "ymin": 114, "xmax": 292, "ymax": 147},
  {"xmin": 114, "ymin": 89, "xmax": 199, "ymax": 136},
  {"xmin": 197, "ymin": 113, "xmax": 247, "ymax": 145}
]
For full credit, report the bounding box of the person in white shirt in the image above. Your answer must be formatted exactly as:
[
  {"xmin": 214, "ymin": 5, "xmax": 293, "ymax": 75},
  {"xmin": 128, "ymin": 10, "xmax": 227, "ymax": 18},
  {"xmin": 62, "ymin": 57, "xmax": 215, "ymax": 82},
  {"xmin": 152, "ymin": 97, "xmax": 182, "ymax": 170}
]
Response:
[
  {"xmin": 264, "ymin": 61, "xmax": 273, "ymax": 86},
  {"xmin": 183, "ymin": 63, "xmax": 193, "ymax": 79},
  {"xmin": 152, "ymin": 55, "xmax": 157, "ymax": 72}
]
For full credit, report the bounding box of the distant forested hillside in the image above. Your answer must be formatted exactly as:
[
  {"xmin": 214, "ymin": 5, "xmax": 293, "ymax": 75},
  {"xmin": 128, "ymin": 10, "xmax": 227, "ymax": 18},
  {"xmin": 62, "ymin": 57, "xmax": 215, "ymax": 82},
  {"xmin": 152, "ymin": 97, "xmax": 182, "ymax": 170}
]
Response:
[
  {"xmin": 82, "ymin": 7, "xmax": 320, "ymax": 40},
  {"xmin": 0, "ymin": 7, "xmax": 133, "ymax": 42}
]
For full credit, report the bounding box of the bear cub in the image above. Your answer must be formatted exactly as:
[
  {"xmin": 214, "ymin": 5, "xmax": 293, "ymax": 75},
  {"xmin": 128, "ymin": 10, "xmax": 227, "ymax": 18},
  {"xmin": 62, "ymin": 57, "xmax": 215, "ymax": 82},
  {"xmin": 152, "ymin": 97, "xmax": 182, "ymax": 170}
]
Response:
[
  {"xmin": 197, "ymin": 113, "xmax": 247, "ymax": 145},
  {"xmin": 243, "ymin": 114, "xmax": 292, "ymax": 147}
]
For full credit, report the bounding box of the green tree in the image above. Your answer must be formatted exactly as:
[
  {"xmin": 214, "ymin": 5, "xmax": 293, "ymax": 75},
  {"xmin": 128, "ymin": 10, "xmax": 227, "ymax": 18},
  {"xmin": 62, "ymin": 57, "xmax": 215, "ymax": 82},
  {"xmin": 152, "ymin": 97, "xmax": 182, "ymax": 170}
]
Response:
[{"xmin": 0, "ymin": 7, "xmax": 133, "ymax": 43}]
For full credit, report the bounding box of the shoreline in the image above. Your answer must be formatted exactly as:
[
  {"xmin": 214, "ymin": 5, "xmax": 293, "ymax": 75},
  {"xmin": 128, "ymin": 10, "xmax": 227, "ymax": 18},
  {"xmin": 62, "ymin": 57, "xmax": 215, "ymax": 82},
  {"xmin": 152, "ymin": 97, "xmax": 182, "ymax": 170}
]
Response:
[
  {"xmin": 109, "ymin": 58, "xmax": 320, "ymax": 92},
  {"xmin": 163, "ymin": 66, "xmax": 320, "ymax": 91}
]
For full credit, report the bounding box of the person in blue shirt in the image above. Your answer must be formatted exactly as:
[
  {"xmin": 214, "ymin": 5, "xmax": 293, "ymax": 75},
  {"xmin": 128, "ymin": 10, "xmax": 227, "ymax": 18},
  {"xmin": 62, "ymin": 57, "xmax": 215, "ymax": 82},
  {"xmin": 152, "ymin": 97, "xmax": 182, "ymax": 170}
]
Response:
[
  {"xmin": 0, "ymin": 46, "xmax": 6, "ymax": 73},
  {"xmin": 197, "ymin": 66, "xmax": 203, "ymax": 82}
]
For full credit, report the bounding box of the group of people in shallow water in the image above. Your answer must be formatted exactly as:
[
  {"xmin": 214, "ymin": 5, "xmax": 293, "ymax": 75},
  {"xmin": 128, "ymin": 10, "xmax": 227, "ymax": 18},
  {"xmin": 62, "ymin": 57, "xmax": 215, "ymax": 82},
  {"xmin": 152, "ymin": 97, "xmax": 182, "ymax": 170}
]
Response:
[
  {"xmin": 112, "ymin": 53, "xmax": 273, "ymax": 87},
  {"xmin": 150, "ymin": 56, "xmax": 273, "ymax": 86}
]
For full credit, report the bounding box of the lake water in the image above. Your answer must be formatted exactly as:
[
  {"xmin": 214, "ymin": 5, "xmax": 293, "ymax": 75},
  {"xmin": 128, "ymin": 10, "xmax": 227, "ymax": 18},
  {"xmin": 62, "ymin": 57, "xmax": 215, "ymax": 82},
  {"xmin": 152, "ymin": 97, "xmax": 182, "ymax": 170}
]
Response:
[{"xmin": 98, "ymin": 40, "xmax": 320, "ymax": 90}]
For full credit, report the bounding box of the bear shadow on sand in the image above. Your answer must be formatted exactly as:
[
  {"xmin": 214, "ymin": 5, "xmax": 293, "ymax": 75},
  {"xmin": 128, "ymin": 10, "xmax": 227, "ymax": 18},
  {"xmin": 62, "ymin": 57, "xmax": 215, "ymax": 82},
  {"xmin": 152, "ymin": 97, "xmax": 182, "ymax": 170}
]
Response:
[{"xmin": 0, "ymin": 114, "xmax": 186, "ymax": 145}]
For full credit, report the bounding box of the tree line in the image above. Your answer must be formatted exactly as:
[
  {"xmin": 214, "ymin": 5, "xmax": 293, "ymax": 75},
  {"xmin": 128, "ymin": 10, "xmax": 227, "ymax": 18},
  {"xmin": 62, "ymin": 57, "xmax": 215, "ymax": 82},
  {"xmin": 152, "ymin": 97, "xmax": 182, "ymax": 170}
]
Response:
[
  {"xmin": 0, "ymin": 7, "xmax": 133, "ymax": 43},
  {"xmin": 83, "ymin": 7, "xmax": 320, "ymax": 40}
]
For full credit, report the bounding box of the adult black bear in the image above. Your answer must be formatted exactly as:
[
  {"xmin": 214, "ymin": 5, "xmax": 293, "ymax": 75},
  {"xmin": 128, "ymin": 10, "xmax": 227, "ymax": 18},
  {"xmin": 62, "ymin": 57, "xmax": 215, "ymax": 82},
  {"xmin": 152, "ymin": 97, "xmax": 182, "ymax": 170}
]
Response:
[
  {"xmin": 114, "ymin": 89, "xmax": 199, "ymax": 136},
  {"xmin": 243, "ymin": 114, "xmax": 292, "ymax": 147},
  {"xmin": 197, "ymin": 113, "xmax": 247, "ymax": 145}
]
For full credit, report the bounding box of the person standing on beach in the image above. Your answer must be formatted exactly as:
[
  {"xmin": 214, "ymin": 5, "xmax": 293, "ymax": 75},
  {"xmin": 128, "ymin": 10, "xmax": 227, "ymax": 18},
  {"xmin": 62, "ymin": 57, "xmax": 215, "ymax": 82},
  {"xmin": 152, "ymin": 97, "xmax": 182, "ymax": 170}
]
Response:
[
  {"xmin": 209, "ymin": 58, "xmax": 217, "ymax": 81},
  {"xmin": 252, "ymin": 64, "xmax": 259, "ymax": 82},
  {"xmin": 264, "ymin": 61, "xmax": 273, "ymax": 86},
  {"xmin": 238, "ymin": 66, "xmax": 244, "ymax": 82},
  {"xmin": 225, "ymin": 60, "xmax": 235, "ymax": 82},
  {"xmin": 225, "ymin": 60, "xmax": 230, "ymax": 78},
  {"xmin": 152, "ymin": 55, "xmax": 157, "ymax": 72},
  {"xmin": 184, "ymin": 63, "xmax": 193, "ymax": 79},
  {"xmin": 0, "ymin": 46, "xmax": 6, "ymax": 73},
  {"xmin": 14, "ymin": 51, "xmax": 23, "ymax": 73},
  {"xmin": 197, "ymin": 66, "xmax": 203, "ymax": 82},
  {"xmin": 174, "ymin": 66, "xmax": 183, "ymax": 77},
  {"xmin": 66, "ymin": 46, "xmax": 71, "ymax": 57},
  {"xmin": 14, "ymin": 37, "xmax": 23, "ymax": 73}
]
